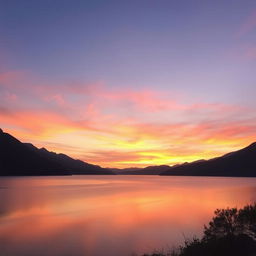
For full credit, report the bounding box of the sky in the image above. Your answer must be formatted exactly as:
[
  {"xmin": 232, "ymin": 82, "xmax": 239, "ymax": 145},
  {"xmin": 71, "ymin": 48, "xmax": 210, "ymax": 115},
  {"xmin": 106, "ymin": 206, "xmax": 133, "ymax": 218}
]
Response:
[{"xmin": 0, "ymin": 0, "xmax": 256, "ymax": 168}]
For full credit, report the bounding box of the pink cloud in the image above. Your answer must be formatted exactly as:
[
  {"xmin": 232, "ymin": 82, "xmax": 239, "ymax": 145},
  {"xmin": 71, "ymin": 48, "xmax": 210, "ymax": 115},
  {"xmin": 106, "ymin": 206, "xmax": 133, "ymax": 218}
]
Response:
[
  {"xmin": 237, "ymin": 10, "xmax": 256, "ymax": 38},
  {"xmin": 244, "ymin": 46, "xmax": 256, "ymax": 59},
  {"xmin": 0, "ymin": 70, "xmax": 30, "ymax": 89},
  {"xmin": 5, "ymin": 92, "xmax": 18, "ymax": 102},
  {"xmin": 1, "ymin": 68, "xmax": 256, "ymax": 167},
  {"xmin": 0, "ymin": 109, "xmax": 85, "ymax": 135},
  {"xmin": 44, "ymin": 94, "xmax": 66, "ymax": 106},
  {"xmin": 0, "ymin": 69, "xmax": 250, "ymax": 146},
  {"xmin": 229, "ymin": 44, "xmax": 256, "ymax": 61},
  {"xmin": 0, "ymin": 70, "xmax": 244, "ymax": 120}
]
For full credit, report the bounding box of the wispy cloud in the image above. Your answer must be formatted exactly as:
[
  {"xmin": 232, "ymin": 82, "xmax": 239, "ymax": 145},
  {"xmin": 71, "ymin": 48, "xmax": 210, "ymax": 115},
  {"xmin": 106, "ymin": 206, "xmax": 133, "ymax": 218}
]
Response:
[
  {"xmin": 237, "ymin": 10, "xmax": 256, "ymax": 38},
  {"xmin": 1, "ymin": 69, "xmax": 255, "ymax": 167}
]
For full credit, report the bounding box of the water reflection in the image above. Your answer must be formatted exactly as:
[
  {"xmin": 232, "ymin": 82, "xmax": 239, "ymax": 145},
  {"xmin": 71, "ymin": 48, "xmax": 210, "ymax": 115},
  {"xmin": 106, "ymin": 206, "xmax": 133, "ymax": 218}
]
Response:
[{"xmin": 0, "ymin": 176, "xmax": 256, "ymax": 256}]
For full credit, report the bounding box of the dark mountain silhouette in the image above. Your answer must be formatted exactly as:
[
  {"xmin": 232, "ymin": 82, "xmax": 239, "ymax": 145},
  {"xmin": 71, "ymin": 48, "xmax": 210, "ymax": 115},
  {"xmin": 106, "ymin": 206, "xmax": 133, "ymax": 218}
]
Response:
[
  {"xmin": 26, "ymin": 144, "xmax": 113, "ymax": 175},
  {"xmin": 111, "ymin": 143, "xmax": 256, "ymax": 177},
  {"xmin": 1, "ymin": 128, "xmax": 255, "ymax": 177},
  {"xmin": 161, "ymin": 142, "xmax": 256, "ymax": 177},
  {"xmin": 112, "ymin": 165, "xmax": 170, "ymax": 175},
  {"xmin": 110, "ymin": 167, "xmax": 143, "ymax": 174},
  {"xmin": 0, "ymin": 129, "xmax": 113, "ymax": 176}
]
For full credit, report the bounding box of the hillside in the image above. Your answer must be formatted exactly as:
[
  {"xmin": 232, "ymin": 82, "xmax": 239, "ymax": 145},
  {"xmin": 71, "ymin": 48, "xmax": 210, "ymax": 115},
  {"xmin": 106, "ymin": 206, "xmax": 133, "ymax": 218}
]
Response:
[
  {"xmin": 0, "ymin": 129, "xmax": 114, "ymax": 176},
  {"xmin": 161, "ymin": 142, "xmax": 256, "ymax": 177}
]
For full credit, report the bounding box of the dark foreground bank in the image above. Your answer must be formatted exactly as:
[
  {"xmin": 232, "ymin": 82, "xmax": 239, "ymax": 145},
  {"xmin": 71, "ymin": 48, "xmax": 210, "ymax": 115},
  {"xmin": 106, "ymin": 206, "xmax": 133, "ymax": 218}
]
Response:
[{"xmin": 142, "ymin": 204, "xmax": 256, "ymax": 256}]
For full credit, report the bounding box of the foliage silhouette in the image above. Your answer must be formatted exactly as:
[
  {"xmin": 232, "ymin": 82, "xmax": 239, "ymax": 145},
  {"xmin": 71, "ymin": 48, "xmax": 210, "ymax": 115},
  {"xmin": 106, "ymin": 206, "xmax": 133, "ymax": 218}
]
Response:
[{"xmin": 142, "ymin": 204, "xmax": 256, "ymax": 256}]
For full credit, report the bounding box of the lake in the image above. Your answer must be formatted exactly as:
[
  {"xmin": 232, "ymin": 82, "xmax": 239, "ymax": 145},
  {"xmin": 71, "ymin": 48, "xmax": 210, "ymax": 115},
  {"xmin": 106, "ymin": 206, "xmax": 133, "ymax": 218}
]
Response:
[{"xmin": 0, "ymin": 175, "xmax": 256, "ymax": 256}]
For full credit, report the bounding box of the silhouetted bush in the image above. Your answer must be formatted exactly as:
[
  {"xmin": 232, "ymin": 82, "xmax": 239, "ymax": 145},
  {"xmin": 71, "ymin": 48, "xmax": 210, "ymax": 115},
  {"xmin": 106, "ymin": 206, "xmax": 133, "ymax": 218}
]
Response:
[
  {"xmin": 203, "ymin": 204, "xmax": 256, "ymax": 241},
  {"xmin": 142, "ymin": 204, "xmax": 256, "ymax": 256},
  {"xmin": 179, "ymin": 234, "xmax": 256, "ymax": 256}
]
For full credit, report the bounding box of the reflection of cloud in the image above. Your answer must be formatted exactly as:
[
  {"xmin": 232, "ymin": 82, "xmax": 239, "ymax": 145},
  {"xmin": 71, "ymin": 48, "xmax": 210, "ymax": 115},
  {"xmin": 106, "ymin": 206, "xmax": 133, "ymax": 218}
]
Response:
[{"xmin": 1, "ymin": 176, "xmax": 255, "ymax": 255}]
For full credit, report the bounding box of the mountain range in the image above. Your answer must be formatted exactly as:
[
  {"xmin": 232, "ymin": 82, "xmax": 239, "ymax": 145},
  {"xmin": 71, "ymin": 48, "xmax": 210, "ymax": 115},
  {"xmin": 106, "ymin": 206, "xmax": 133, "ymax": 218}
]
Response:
[
  {"xmin": 160, "ymin": 142, "xmax": 256, "ymax": 177},
  {"xmin": 1, "ymin": 128, "xmax": 255, "ymax": 176},
  {"xmin": 110, "ymin": 143, "xmax": 256, "ymax": 177},
  {"xmin": 0, "ymin": 128, "xmax": 113, "ymax": 176}
]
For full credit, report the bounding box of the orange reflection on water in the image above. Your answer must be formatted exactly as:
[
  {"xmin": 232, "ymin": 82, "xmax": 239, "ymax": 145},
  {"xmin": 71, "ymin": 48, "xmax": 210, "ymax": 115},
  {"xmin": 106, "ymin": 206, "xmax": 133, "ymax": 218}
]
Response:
[{"xmin": 0, "ymin": 176, "xmax": 256, "ymax": 256}]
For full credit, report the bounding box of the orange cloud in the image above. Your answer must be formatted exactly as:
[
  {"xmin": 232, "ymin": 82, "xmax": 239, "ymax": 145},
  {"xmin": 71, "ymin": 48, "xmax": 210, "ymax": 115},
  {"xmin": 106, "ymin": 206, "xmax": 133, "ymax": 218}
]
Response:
[
  {"xmin": 0, "ymin": 109, "xmax": 84, "ymax": 137},
  {"xmin": 1, "ymin": 70, "xmax": 256, "ymax": 168}
]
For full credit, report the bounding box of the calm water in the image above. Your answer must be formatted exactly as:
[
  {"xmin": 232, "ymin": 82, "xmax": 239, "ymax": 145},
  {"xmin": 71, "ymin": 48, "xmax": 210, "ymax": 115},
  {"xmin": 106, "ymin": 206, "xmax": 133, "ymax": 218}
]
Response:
[{"xmin": 0, "ymin": 175, "xmax": 256, "ymax": 256}]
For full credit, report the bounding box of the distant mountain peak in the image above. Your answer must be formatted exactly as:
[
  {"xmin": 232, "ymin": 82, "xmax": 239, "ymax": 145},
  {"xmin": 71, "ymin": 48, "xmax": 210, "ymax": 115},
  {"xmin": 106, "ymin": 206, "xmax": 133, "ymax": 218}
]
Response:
[{"xmin": 0, "ymin": 128, "xmax": 3, "ymax": 133}]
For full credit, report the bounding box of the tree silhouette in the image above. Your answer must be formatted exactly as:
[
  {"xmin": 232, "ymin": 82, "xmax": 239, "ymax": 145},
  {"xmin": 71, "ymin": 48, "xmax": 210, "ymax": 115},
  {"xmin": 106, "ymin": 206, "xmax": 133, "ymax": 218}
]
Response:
[
  {"xmin": 238, "ymin": 204, "xmax": 256, "ymax": 240},
  {"xmin": 203, "ymin": 204, "xmax": 256, "ymax": 241},
  {"xmin": 143, "ymin": 204, "xmax": 256, "ymax": 256}
]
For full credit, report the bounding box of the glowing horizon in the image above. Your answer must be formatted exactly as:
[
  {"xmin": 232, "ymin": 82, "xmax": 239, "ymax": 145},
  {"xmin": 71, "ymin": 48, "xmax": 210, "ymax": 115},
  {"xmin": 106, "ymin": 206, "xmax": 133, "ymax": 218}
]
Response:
[{"xmin": 1, "ymin": 70, "xmax": 255, "ymax": 168}]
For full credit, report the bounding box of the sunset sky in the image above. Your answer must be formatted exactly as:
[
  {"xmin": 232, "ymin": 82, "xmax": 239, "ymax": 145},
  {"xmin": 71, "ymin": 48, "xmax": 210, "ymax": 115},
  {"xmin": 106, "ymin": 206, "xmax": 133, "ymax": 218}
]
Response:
[{"xmin": 1, "ymin": 0, "xmax": 256, "ymax": 168}]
